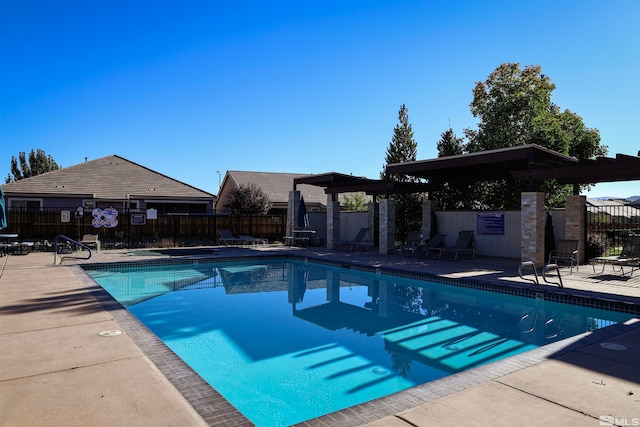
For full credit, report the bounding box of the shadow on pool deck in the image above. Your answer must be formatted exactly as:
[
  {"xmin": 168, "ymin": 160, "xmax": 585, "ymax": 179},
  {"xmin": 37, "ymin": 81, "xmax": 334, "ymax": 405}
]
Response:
[{"xmin": 1, "ymin": 247, "xmax": 639, "ymax": 427}]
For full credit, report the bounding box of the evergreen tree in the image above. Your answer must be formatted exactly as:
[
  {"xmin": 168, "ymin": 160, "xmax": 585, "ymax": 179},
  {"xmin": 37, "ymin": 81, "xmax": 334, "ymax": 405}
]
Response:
[
  {"xmin": 381, "ymin": 105, "xmax": 423, "ymax": 242},
  {"xmin": 433, "ymin": 128, "xmax": 478, "ymax": 210},
  {"xmin": 6, "ymin": 149, "xmax": 59, "ymax": 183}
]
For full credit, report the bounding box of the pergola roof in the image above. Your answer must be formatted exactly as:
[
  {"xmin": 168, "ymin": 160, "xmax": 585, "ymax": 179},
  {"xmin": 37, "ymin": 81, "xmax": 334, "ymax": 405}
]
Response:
[
  {"xmin": 386, "ymin": 144, "xmax": 640, "ymax": 187},
  {"xmin": 510, "ymin": 153, "xmax": 640, "ymax": 184},
  {"xmin": 294, "ymin": 145, "xmax": 639, "ymax": 196},
  {"xmin": 293, "ymin": 172, "xmax": 431, "ymax": 196},
  {"xmin": 386, "ymin": 144, "xmax": 577, "ymax": 184}
]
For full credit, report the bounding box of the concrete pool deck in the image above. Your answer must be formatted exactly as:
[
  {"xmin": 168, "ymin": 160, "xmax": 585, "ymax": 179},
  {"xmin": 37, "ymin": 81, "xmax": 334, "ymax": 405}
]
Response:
[{"xmin": 1, "ymin": 246, "xmax": 639, "ymax": 426}]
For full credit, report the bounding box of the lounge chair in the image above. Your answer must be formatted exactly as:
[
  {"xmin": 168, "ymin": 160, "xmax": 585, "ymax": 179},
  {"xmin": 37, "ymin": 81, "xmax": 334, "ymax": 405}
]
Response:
[
  {"xmin": 239, "ymin": 235, "xmax": 267, "ymax": 246},
  {"xmin": 591, "ymin": 235, "xmax": 640, "ymax": 277},
  {"xmin": 80, "ymin": 234, "xmax": 101, "ymax": 251},
  {"xmin": 420, "ymin": 233, "xmax": 448, "ymax": 258},
  {"xmin": 217, "ymin": 229, "xmax": 243, "ymax": 246},
  {"xmin": 339, "ymin": 227, "xmax": 370, "ymax": 251},
  {"xmin": 444, "ymin": 230, "xmax": 475, "ymax": 260},
  {"xmin": 400, "ymin": 231, "xmax": 421, "ymax": 257},
  {"xmin": 548, "ymin": 239, "xmax": 579, "ymax": 273}
]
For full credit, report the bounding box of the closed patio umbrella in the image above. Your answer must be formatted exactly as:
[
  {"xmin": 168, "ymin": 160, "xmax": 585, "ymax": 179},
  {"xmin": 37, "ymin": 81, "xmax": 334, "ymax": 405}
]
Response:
[{"xmin": 297, "ymin": 196, "xmax": 309, "ymax": 229}]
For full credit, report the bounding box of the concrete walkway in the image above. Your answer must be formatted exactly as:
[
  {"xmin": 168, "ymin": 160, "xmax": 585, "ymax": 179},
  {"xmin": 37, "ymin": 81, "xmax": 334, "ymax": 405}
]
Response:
[{"xmin": 1, "ymin": 247, "xmax": 639, "ymax": 426}]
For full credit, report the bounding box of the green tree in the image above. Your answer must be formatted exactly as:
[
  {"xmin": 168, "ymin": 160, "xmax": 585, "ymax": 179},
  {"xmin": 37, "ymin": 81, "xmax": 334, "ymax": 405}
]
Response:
[
  {"xmin": 432, "ymin": 128, "xmax": 479, "ymax": 210},
  {"xmin": 463, "ymin": 62, "xmax": 606, "ymax": 209},
  {"xmin": 6, "ymin": 149, "xmax": 60, "ymax": 183},
  {"xmin": 342, "ymin": 192, "xmax": 368, "ymax": 212},
  {"xmin": 381, "ymin": 104, "xmax": 423, "ymax": 241},
  {"xmin": 226, "ymin": 183, "xmax": 271, "ymax": 215}
]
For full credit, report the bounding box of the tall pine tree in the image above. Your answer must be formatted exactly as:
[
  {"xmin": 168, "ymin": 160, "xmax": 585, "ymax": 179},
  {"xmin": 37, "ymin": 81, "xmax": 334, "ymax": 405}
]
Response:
[
  {"xmin": 6, "ymin": 149, "xmax": 60, "ymax": 183},
  {"xmin": 381, "ymin": 105, "xmax": 423, "ymax": 242}
]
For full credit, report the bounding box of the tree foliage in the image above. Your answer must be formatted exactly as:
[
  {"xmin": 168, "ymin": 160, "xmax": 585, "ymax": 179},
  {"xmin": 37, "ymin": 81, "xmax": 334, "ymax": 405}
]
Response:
[
  {"xmin": 455, "ymin": 63, "xmax": 607, "ymax": 209},
  {"xmin": 381, "ymin": 104, "xmax": 423, "ymax": 241},
  {"xmin": 342, "ymin": 192, "xmax": 368, "ymax": 212},
  {"xmin": 226, "ymin": 183, "xmax": 271, "ymax": 215},
  {"xmin": 433, "ymin": 128, "xmax": 480, "ymax": 210},
  {"xmin": 6, "ymin": 149, "xmax": 60, "ymax": 183}
]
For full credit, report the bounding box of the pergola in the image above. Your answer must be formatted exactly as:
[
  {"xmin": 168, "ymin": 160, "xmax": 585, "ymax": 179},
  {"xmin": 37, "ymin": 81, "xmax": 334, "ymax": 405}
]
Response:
[
  {"xmin": 289, "ymin": 144, "xmax": 640, "ymax": 266},
  {"xmin": 293, "ymin": 172, "xmax": 431, "ymax": 198},
  {"xmin": 385, "ymin": 144, "xmax": 640, "ymax": 191}
]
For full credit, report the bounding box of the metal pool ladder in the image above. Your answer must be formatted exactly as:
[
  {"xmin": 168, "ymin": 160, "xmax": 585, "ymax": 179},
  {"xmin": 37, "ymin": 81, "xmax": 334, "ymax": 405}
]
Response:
[{"xmin": 518, "ymin": 261, "xmax": 563, "ymax": 288}]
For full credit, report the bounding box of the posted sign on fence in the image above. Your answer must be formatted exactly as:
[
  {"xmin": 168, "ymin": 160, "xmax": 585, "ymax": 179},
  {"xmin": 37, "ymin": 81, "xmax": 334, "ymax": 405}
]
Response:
[
  {"xmin": 92, "ymin": 207, "xmax": 119, "ymax": 229},
  {"xmin": 477, "ymin": 212, "xmax": 505, "ymax": 235}
]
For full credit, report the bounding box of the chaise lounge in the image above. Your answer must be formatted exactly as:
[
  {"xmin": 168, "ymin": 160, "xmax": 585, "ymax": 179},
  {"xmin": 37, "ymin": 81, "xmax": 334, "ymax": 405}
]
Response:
[
  {"xmin": 420, "ymin": 233, "xmax": 448, "ymax": 258},
  {"xmin": 591, "ymin": 235, "xmax": 640, "ymax": 277},
  {"xmin": 217, "ymin": 229, "xmax": 243, "ymax": 246},
  {"xmin": 444, "ymin": 230, "xmax": 475, "ymax": 260},
  {"xmin": 339, "ymin": 227, "xmax": 370, "ymax": 251}
]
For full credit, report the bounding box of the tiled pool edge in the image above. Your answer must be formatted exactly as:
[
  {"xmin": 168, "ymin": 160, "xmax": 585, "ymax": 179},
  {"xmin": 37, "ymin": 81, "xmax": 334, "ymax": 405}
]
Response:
[
  {"xmin": 71, "ymin": 266, "xmax": 253, "ymax": 427},
  {"xmin": 76, "ymin": 255, "xmax": 640, "ymax": 426},
  {"xmin": 294, "ymin": 318, "xmax": 640, "ymax": 426},
  {"xmin": 82, "ymin": 253, "xmax": 640, "ymax": 316}
]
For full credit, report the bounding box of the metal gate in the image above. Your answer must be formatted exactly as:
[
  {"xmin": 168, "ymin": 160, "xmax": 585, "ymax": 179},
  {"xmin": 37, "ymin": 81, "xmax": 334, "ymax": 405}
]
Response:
[{"xmin": 587, "ymin": 203, "xmax": 640, "ymax": 255}]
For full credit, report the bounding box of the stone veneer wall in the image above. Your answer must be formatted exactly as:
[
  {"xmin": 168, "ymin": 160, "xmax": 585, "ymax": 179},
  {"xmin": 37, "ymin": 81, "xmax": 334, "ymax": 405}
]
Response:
[
  {"xmin": 521, "ymin": 192, "xmax": 545, "ymax": 268},
  {"xmin": 368, "ymin": 202, "xmax": 379, "ymax": 248},
  {"xmin": 286, "ymin": 190, "xmax": 300, "ymax": 238},
  {"xmin": 326, "ymin": 199, "xmax": 341, "ymax": 250},
  {"xmin": 379, "ymin": 199, "xmax": 396, "ymax": 254},
  {"xmin": 422, "ymin": 199, "xmax": 437, "ymax": 241},
  {"xmin": 565, "ymin": 195, "xmax": 586, "ymax": 264}
]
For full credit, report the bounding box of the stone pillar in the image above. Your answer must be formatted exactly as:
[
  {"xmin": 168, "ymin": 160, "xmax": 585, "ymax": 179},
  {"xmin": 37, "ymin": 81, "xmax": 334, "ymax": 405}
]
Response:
[
  {"xmin": 422, "ymin": 199, "xmax": 437, "ymax": 242},
  {"xmin": 521, "ymin": 192, "xmax": 545, "ymax": 269},
  {"xmin": 565, "ymin": 195, "xmax": 586, "ymax": 264},
  {"xmin": 286, "ymin": 190, "xmax": 300, "ymax": 238},
  {"xmin": 377, "ymin": 280, "xmax": 393, "ymax": 318},
  {"xmin": 326, "ymin": 197, "xmax": 341, "ymax": 250},
  {"xmin": 379, "ymin": 198, "xmax": 396, "ymax": 254},
  {"xmin": 327, "ymin": 271, "xmax": 340, "ymax": 303},
  {"xmin": 368, "ymin": 202, "xmax": 379, "ymax": 248}
]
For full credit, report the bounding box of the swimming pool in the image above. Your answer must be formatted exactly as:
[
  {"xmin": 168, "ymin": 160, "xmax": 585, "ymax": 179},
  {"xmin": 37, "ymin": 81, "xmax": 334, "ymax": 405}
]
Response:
[{"xmin": 86, "ymin": 258, "xmax": 634, "ymax": 426}]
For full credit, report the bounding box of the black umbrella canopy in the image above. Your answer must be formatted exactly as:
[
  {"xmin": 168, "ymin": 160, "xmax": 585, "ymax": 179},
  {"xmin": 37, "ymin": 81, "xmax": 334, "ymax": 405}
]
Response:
[{"xmin": 297, "ymin": 196, "xmax": 309, "ymax": 228}]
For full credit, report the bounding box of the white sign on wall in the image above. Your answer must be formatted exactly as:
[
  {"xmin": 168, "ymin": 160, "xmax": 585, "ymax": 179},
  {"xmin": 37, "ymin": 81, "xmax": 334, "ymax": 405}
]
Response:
[
  {"xmin": 91, "ymin": 207, "xmax": 119, "ymax": 229},
  {"xmin": 61, "ymin": 211, "xmax": 71, "ymax": 223}
]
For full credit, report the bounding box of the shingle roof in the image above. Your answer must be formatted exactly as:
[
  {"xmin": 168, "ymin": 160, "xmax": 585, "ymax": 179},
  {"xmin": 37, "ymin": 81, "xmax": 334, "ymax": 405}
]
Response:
[
  {"xmin": 1, "ymin": 155, "xmax": 215, "ymax": 200},
  {"xmin": 227, "ymin": 171, "xmax": 326, "ymax": 204}
]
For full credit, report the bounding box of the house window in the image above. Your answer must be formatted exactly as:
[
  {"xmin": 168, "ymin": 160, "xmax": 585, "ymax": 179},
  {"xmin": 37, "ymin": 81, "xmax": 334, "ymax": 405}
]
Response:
[{"xmin": 9, "ymin": 199, "xmax": 41, "ymax": 210}]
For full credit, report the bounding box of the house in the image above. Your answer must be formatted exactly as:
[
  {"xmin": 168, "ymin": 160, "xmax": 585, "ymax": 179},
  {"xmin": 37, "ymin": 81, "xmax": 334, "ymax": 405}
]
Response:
[
  {"xmin": 1, "ymin": 155, "xmax": 216, "ymax": 214},
  {"xmin": 216, "ymin": 171, "xmax": 328, "ymax": 215}
]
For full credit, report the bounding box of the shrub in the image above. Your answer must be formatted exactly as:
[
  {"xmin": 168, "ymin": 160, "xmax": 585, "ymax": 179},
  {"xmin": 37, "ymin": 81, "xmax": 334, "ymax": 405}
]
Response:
[{"xmin": 585, "ymin": 234, "xmax": 607, "ymax": 261}]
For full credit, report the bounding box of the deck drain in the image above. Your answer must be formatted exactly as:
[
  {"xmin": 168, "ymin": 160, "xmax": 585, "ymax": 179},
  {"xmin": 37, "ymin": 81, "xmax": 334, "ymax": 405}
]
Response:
[
  {"xmin": 98, "ymin": 330, "xmax": 122, "ymax": 337},
  {"xmin": 600, "ymin": 342, "xmax": 626, "ymax": 351}
]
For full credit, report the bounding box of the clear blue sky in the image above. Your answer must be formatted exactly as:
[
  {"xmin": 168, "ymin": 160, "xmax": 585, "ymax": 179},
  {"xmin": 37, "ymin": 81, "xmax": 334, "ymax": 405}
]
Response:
[{"xmin": 1, "ymin": 0, "xmax": 639, "ymax": 198}]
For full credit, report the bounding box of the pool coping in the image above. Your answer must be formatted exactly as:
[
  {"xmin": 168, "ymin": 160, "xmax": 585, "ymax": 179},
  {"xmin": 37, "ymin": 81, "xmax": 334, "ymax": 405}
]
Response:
[{"xmin": 76, "ymin": 253, "xmax": 640, "ymax": 426}]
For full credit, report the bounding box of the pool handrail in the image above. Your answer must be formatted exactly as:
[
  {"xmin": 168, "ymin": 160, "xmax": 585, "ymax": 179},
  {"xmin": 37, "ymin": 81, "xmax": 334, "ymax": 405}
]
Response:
[{"xmin": 53, "ymin": 235, "xmax": 92, "ymax": 264}]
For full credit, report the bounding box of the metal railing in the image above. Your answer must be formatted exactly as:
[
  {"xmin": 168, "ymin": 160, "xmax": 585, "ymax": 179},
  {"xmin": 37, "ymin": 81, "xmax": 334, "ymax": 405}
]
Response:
[{"xmin": 53, "ymin": 235, "xmax": 92, "ymax": 264}]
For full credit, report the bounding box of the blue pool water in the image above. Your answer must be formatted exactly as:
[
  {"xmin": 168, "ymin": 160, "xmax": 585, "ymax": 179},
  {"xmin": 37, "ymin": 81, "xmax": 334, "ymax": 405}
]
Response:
[{"xmin": 86, "ymin": 259, "xmax": 633, "ymax": 426}]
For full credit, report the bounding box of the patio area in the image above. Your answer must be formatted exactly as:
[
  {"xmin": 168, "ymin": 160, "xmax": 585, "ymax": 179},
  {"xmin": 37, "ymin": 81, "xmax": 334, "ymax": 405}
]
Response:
[{"xmin": 1, "ymin": 246, "xmax": 639, "ymax": 426}]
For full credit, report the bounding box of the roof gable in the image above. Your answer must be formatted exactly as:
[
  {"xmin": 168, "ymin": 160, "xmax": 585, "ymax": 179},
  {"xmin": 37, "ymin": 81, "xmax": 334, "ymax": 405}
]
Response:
[
  {"xmin": 226, "ymin": 171, "xmax": 327, "ymax": 204},
  {"xmin": 1, "ymin": 155, "xmax": 215, "ymax": 200}
]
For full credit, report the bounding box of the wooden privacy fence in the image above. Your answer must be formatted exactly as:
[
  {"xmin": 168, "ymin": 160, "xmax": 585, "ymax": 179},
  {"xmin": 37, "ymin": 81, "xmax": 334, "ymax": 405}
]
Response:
[{"xmin": 5, "ymin": 208, "xmax": 287, "ymax": 248}]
